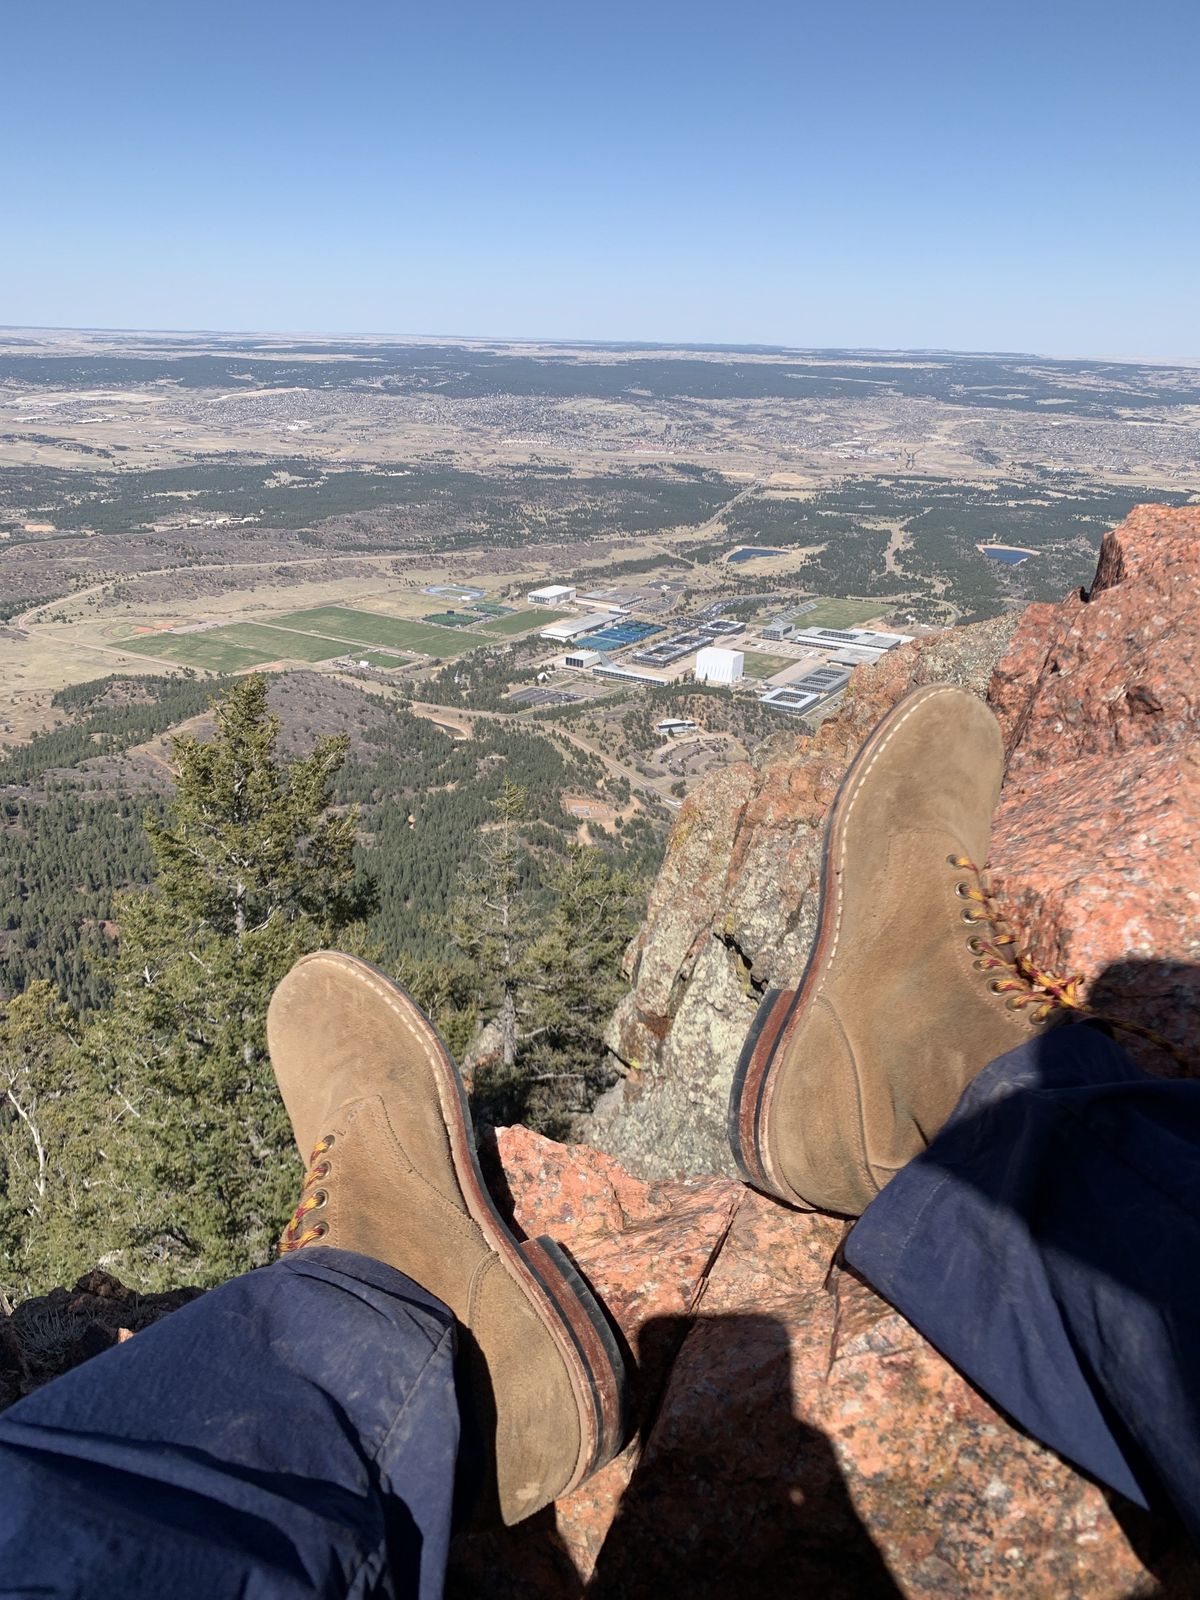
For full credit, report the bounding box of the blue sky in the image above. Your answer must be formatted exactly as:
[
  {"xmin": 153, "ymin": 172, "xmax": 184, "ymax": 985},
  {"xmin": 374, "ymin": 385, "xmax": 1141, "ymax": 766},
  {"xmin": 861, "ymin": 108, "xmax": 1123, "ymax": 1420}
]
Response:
[{"xmin": 3, "ymin": 0, "xmax": 1197, "ymax": 355}]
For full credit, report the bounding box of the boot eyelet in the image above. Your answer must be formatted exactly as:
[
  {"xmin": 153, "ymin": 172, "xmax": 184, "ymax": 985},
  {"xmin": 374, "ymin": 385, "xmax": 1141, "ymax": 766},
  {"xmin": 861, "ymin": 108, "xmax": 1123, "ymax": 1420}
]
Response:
[
  {"xmin": 988, "ymin": 980, "xmax": 1006, "ymax": 995},
  {"xmin": 966, "ymin": 936, "xmax": 984, "ymax": 954},
  {"xmin": 313, "ymin": 1222, "xmax": 329, "ymax": 1239},
  {"xmin": 972, "ymin": 958, "xmax": 987, "ymax": 971},
  {"xmin": 314, "ymin": 1162, "xmax": 331, "ymax": 1180},
  {"xmin": 954, "ymin": 882, "xmax": 972, "ymax": 899},
  {"xmin": 961, "ymin": 908, "xmax": 979, "ymax": 924},
  {"xmin": 946, "ymin": 854, "xmax": 966, "ymax": 868},
  {"xmin": 313, "ymin": 1190, "xmax": 328, "ymax": 1209},
  {"xmin": 1004, "ymin": 996, "xmax": 1025, "ymax": 1011}
]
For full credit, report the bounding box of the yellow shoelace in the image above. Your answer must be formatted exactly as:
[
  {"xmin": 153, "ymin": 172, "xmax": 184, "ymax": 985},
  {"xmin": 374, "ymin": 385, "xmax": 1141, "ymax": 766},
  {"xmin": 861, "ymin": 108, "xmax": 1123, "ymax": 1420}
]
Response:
[
  {"xmin": 951, "ymin": 855, "xmax": 1188, "ymax": 1067},
  {"xmin": 279, "ymin": 1135, "xmax": 334, "ymax": 1253}
]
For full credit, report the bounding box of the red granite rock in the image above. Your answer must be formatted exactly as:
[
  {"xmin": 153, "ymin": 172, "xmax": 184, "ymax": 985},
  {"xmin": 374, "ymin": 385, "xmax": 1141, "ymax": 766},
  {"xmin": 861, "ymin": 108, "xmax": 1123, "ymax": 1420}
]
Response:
[
  {"xmin": 988, "ymin": 505, "xmax": 1200, "ymax": 1069},
  {"xmin": 449, "ymin": 1129, "xmax": 1198, "ymax": 1598}
]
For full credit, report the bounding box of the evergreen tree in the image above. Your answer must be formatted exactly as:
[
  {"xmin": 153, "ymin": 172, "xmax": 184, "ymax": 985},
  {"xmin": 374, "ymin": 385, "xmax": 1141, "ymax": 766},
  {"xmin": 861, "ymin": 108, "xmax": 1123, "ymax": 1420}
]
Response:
[
  {"xmin": 0, "ymin": 981, "xmax": 92, "ymax": 1299},
  {"xmin": 78, "ymin": 676, "xmax": 376, "ymax": 1290},
  {"xmin": 449, "ymin": 780, "xmax": 536, "ymax": 1102},
  {"xmin": 522, "ymin": 845, "xmax": 641, "ymax": 1134},
  {"xmin": 448, "ymin": 785, "xmax": 641, "ymax": 1135}
]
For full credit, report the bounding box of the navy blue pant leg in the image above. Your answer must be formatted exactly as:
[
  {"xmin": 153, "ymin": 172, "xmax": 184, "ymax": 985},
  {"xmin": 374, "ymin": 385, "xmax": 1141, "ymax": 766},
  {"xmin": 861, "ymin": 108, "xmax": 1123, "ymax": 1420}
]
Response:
[
  {"xmin": 0, "ymin": 1248, "xmax": 460, "ymax": 1600},
  {"xmin": 845, "ymin": 1025, "xmax": 1200, "ymax": 1540}
]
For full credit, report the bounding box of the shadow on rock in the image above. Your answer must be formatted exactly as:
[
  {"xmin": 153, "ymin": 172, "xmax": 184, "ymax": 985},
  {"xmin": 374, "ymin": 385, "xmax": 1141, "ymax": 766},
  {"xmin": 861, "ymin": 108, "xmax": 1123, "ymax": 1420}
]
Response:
[{"xmin": 587, "ymin": 1311, "xmax": 900, "ymax": 1599}]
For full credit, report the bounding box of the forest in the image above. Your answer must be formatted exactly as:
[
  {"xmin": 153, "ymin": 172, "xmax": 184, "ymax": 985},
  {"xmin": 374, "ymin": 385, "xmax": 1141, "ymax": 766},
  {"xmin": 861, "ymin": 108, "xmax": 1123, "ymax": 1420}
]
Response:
[
  {"xmin": 0, "ymin": 670, "xmax": 668, "ymax": 1021},
  {"xmin": 0, "ymin": 678, "xmax": 653, "ymax": 1296},
  {"xmin": 0, "ymin": 456, "xmax": 734, "ymax": 549}
]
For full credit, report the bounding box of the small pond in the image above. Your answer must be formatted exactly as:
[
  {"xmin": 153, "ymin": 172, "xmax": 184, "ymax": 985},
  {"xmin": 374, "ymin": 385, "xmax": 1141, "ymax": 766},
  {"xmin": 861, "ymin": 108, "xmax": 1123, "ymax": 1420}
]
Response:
[
  {"xmin": 980, "ymin": 545, "xmax": 1034, "ymax": 566},
  {"xmin": 727, "ymin": 547, "xmax": 787, "ymax": 563}
]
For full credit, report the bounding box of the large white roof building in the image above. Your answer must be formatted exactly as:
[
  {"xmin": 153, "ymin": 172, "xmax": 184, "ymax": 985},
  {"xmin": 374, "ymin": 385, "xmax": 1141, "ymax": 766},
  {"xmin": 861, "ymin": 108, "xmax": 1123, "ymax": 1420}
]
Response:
[{"xmin": 695, "ymin": 646, "xmax": 745, "ymax": 685}]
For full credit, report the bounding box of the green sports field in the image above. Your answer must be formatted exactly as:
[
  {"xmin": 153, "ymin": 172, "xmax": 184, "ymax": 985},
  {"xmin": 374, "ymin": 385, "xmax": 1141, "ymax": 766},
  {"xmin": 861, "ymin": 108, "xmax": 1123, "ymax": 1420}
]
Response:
[
  {"xmin": 741, "ymin": 651, "xmax": 793, "ymax": 678},
  {"xmin": 794, "ymin": 598, "xmax": 882, "ymax": 629},
  {"xmin": 479, "ymin": 608, "xmax": 566, "ymax": 636},
  {"xmin": 119, "ymin": 622, "xmax": 345, "ymax": 670},
  {"xmin": 206, "ymin": 623, "xmax": 344, "ymax": 662},
  {"xmin": 268, "ymin": 607, "xmax": 475, "ymax": 657},
  {"xmin": 118, "ymin": 632, "xmax": 267, "ymax": 672},
  {"xmin": 422, "ymin": 611, "xmax": 477, "ymax": 628}
]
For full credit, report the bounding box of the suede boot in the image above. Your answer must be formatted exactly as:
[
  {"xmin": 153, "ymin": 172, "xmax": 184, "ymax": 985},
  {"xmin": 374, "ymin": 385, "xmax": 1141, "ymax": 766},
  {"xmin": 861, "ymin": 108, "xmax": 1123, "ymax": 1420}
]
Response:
[
  {"xmin": 268, "ymin": 952, "xmax": 628, "ymax": 1525},
  {"xmin": 728, "ymin": 683, "xmax": 1063, "ymax": 1216}
]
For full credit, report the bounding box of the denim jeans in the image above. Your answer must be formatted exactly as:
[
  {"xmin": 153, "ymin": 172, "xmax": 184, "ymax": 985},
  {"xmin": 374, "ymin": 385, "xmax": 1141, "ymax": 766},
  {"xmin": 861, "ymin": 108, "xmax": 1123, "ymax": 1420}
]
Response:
[
  {"xmin": 0, "ymin": 1027, "xmax": 1196, "ymax": 1595},
  {"xmin": 0, "ymin": 1249, "xmax": 463, "ymax": 1598}
]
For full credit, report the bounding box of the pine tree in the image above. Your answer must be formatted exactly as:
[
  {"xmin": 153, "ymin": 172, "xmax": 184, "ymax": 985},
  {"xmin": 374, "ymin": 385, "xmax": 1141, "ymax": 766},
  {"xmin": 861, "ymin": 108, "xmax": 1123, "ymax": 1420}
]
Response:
[
  {"xmin": 0, "ymin": 981, "xmax": 92, "ymax": 1298},
  {"xmin": 448, "ymin": 784, "xmax": 641, "ymax": 1135},
  {"xmin": 448, "ymin": 780, "xmax": 537, "ymax": 1121},
  {"xmin": 522, "ymin": 845, "xmax": 641, "ymax": 1134},
  {"xmin": 78, "ymin": 676, "xmax": 376, "ymax": 1289}
]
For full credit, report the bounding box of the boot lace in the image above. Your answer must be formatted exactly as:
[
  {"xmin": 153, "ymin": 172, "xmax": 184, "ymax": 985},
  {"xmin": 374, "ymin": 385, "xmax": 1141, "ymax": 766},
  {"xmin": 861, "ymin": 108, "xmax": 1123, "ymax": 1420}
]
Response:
[
  {"xmin": 950, "ymin": 855, "xmax": 1188, "ymax": 1067},
  {"xmin": 279, "ymin": 1135, "xmax": 334, "ymax": 1253}
]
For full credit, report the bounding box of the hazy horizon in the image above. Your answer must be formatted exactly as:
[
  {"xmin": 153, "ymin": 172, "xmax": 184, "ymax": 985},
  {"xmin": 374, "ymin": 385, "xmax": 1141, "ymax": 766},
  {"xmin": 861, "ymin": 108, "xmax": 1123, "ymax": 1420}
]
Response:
[{"xmin": 5, "ymin": 327, "xmax": 1197, "ymax": 368}]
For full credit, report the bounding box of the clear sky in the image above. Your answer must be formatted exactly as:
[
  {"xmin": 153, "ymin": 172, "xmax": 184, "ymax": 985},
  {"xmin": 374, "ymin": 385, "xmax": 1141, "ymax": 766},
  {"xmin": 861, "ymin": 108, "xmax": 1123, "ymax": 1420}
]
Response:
[{"xmin": 3, "ymin": 0, "xmax": 1197, "ymax": 356}]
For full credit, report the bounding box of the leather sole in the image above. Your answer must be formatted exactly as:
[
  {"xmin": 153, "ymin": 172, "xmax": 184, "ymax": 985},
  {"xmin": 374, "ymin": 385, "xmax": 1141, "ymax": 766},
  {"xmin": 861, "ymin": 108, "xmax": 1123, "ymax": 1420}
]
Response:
[
  {"xmin": 292, "ymin": 952, "xmax": 629, "ymax": 1493},
  {"xmin": 727, "ymin": 684, "xmax": 969, "ymax": 1205}
]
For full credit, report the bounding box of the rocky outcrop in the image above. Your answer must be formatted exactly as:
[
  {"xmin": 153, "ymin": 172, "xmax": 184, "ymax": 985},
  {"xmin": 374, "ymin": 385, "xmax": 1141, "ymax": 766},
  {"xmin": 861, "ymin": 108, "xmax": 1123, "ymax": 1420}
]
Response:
[
  {"xmin": 589, "ymin": 610, "xmax": 1022, "ymax": 1178},
  {"xmin": 448, "ymin": 1126, "xmax": 1199, "ymax": 1597},
  {"xmin": 589, "ymin": 506, "xmax": 1199, "ymax": 1177},
  {"xmin": 987, "ymin": 504, "xmax": 1200, "ymax": 1071}
]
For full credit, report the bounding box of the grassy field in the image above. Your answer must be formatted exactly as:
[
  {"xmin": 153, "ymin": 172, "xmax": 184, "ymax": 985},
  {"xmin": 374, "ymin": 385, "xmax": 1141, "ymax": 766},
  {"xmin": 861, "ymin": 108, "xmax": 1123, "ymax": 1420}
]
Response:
[
  {"xmin": 741, "ymin": 651, "xmax": 793, "ymax": 678},
  {"xmin": 479, "ymin": 608, "xmax": 566, "ymax": 636},
  {"xmin": 795, "ymin": 598, "xmax": 883, "ymax": 629},
  {"xmin": 208, "ymin": 623, "xmax": 344, "ymax": 662},
  {"xmin": 118, "ymin": 632, "xmax": 267, "ymax": 672},
  {"xmin": 269, "ymin": 607, "xmax": 474, "ymax": 657},
  {"xmin": 422, "ymin": 611, "xmax": 478, "ymax": 628}
]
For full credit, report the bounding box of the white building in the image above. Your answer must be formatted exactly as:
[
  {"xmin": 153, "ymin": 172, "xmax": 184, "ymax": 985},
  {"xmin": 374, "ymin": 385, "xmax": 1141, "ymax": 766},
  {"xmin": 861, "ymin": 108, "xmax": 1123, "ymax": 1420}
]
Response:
[
  {"xmin": 695, "ymin": 646, "xmax": 745, "ymax": 685},
  {"xmin": 563, "ymin": 649, "xmax": 602, "ymax": 669},
  {"xmin": 527, "ymin": 584, "xmax": 577, "ymax": 606},
  {"xmin": 539, "ymin": 612, "xmax": 611, "ymax": 642},
  {"xmin": 760, "ymin": 687, "xmax": 821, "ymax": 715},
  {"xmin": 787, "ymin": 627, "xmax": 912, "ymax": 655}
]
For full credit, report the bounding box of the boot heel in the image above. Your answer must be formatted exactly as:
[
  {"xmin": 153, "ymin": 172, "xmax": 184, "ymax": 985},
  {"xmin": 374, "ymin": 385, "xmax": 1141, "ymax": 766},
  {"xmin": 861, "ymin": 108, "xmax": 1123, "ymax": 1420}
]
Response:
[
  {"xmin": 727, "ymin": 987, "xmax": 796, "ymax": 1195},
  {"xmin": 520, "ymin": 1236, "xmax": 630, "ymax": 1481}
]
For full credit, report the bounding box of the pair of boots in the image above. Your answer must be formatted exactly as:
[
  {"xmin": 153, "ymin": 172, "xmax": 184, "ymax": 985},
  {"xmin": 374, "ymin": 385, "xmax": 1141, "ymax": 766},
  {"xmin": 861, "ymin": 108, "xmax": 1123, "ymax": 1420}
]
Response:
[{"xmin": 269, "ymin": 685, "xmax": 1061, "ymax": 1525}]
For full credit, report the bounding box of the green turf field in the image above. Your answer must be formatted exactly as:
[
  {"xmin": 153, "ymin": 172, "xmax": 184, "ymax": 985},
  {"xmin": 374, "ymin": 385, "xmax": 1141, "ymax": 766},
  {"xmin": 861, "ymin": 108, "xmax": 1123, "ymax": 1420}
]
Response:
[
  {"xmin": 206, "ymin": 623, "xmax": 344, "ymax": 662},
  {"xmin": 422, "ymin": 611, "xmax": 477, "ymax": 628},
  {"xmin": 269, "ymin": 607, "xmax": 474, "ymax": 656},
  {"xmin": 479, "ymin": 608, "xmax": 566, "ymax": 636},
  {"xmin": 118, "ymin": 632, "xmax": 267, "ymax": 672},
  {"xmin": 469, "ymin": 601, "xmax": 511, "ymax": 616},
  {"xmin": 794, "ymin": 598, "xmax": 882, "ymax": 629},
  {"xmin": 741, "ymin": 651, "xmax": 793, "ymax": 678}
]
